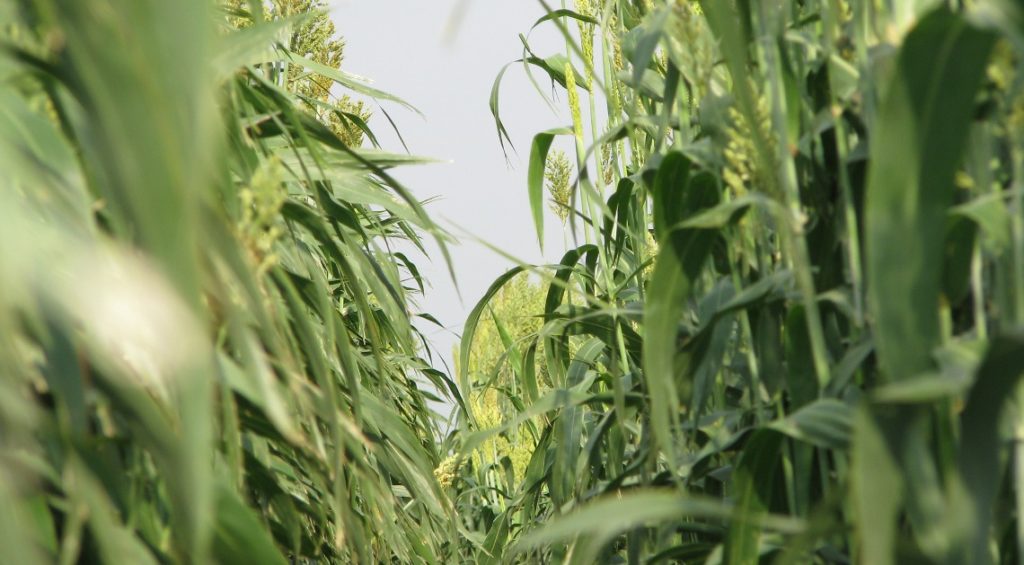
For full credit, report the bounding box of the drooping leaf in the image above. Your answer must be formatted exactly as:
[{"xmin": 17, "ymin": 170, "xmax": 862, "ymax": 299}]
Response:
[{"xmin": 528, "ymin": 127, "xmax": 572, "ymax": 249}]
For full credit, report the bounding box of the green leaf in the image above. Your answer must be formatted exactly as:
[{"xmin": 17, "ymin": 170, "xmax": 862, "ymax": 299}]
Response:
[
  {"xmin": 460, "ymin": 267, "xmax": 530, "ymax": 415},
  {"xmin": 725, "ymin": 430, "xmax": 784, "ymax": 565},
  {"xmin": 952, "ymin": 334, "xmax": 1024, "ymax": 564},
  {"xmin": 460, "ymin": 387, "xmax": 591, "ymax": 454},
  {"xmin": 529, "ymin": 8, "xmax": 599, "ymax": 32},
  {"xmin": 785, "ymin": 305, "xmax": 818, "ymax": 408},
  {"xmin": 651, "ymin": 151, "xmax": 691, "ymax": 240},
  {"xmin": 543, "ymin": 245, "xmax": 598, "ymax": 379},
  {"xmin": 644, "ymin": 169, "xmax": 745, "ymax": 465},
  {"xmin": 872, "ymin": 372, "xmax": 971, "ymax": 403},
  {"xmin": 212, "ymin": 487, "xmax": 289, "ymax": 565},
  {"xmin": 851, "ymin": 406, "xmax": 905, "ymax": 565},
  {"xmin": 515, "ymin": 490, "xmax": 734, "ymax": 552},
  {"xmin": 283, "ymin": 50, "xmax": 420, "ymax": 113},
  {"xmin": 528, "ymin": 128, "xmax": 572, "ymax": 250},
  {"xmin": 214, "ymin": 15, "xmax": 302, "ymax": 78},
  {"xmin": 524, "ymin": 53, "xmax": 590, "ymax": 91},
  {"xmin": 489, "ymin": 62, "xmax": 517, "ymax": 154},
  {"xmin": 769, "ymin": 399, "xmax": 854, "ymax": 449},
  {"xmin": 865, "ymin": 9, "xmax": 996, "ymax": 381},
  {"xmin": 622, "ymin": 7, "xmax": 669, "ymax": 88},
  {"xmin": 950, "ymin": 192, "xmax": 1012, "ymax": 252}
]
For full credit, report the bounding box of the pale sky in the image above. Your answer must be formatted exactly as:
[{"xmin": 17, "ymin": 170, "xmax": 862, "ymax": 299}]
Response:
[{"xmin": 331, "ymin": 1, "xmax": 575, "ymax": 376}]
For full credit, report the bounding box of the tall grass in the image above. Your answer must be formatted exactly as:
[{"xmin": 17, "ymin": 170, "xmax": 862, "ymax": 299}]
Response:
[
  {"xmin": 6, "ymin": 0, "xmax": 1024, "ymax": 563},
  {"xmin": 454, "ymin": 0, "xmax": 1024, "ymax": 563},
  {"xmin": 0, "ymin": 0, "xmax": 460, "ymax": 562}
]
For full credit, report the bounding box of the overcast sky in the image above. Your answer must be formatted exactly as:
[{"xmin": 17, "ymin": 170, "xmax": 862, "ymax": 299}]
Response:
[{"xmin": 330, "ymin": 1, "xmax": 575, "ymax": 375}]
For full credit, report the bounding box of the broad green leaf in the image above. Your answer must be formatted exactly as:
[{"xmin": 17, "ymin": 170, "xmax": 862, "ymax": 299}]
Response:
[
  {"xmin": 951, "ymin": 334, "xmax": 1024, "ymax": 564},
  {"xmin": 524, "ymin": 53, "xmax": 590, "ymax": 91},
  {"xmin": 622, "ymin": 7, "xmax": 669, "ymax": 87},
  {"xmin": 725, "ymin": 430, "xmax": 783, "ymax": 565},
  {"xmin": 785, "ymin": 305, "xmax": 818, "ymax": 407},
  {"xmin": 212, "ymin": 487, "xmax": 289, "ymax": 565},
  {"xmin": 651, "ymin": 151, "xmax": 691, "ymax": 240},
  {"xmin": 951, "ymin": 192, "xmax": 1012, "ymax": 252},
  {"xmin": 851, "ymin": 406, "xmax": 905, "ymax": 565},
  {"xmin": 769, "ymin": 399, "xmax": 854, "ymax": 449},
  {"xmin": 865, "ymin": 9, "xmax": 996, "ymax": 381}
]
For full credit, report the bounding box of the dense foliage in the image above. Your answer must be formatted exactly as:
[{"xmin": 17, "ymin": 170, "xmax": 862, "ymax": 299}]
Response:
[
  {"xmin": 0, "ymin": 0, "xmax": 458, "ymax": 562},
  {"xmin": 5, "ymin": 0, "xmax": 1024, "ymax": 564},
  {"xmin": 453, "ymin": 0, "xmax": 1024, "ymax": 563}
]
